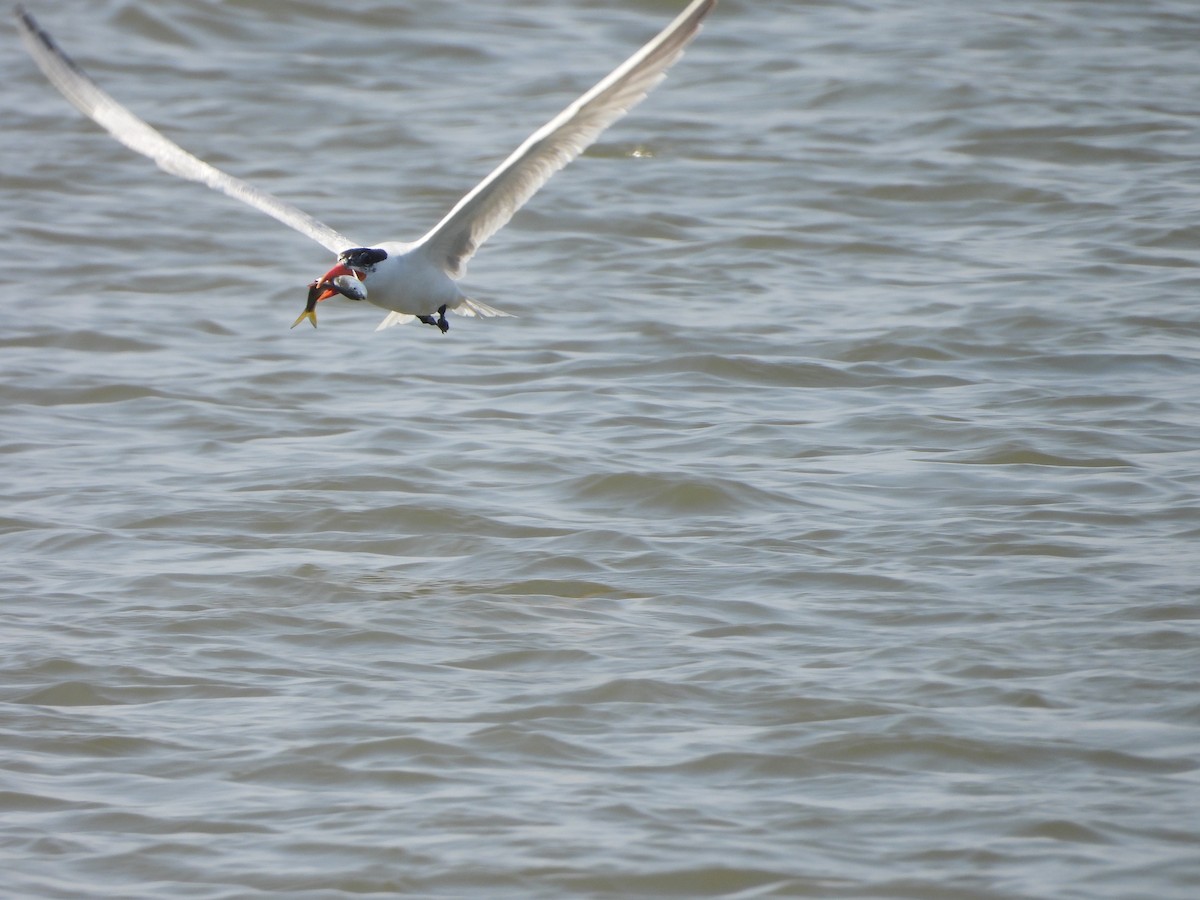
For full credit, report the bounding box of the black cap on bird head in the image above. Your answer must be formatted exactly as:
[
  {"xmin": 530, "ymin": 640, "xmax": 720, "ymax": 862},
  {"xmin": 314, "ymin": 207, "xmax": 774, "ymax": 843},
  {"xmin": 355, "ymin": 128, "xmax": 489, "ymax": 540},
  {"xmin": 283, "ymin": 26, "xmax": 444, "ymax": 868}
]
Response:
[{"xmin": 338, "ymin": 247, "xmax": 388, "ymax": 270}]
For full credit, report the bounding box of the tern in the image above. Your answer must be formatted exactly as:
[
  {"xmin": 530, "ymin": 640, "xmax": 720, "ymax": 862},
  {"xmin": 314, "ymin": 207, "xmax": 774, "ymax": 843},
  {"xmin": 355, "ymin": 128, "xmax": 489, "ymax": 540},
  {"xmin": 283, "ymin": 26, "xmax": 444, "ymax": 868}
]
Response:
[{"xmin": 14, "ymin": 0, "xmax": 716, "ymax": 332}]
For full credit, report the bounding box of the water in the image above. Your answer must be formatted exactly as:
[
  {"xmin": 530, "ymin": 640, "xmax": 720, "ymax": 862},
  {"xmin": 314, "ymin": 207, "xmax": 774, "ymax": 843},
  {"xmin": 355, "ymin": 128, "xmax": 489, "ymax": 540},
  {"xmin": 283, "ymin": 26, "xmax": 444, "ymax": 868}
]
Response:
[{"xmin": 3, "ymin": 0, "xmax": 1199, "ymax": 896}]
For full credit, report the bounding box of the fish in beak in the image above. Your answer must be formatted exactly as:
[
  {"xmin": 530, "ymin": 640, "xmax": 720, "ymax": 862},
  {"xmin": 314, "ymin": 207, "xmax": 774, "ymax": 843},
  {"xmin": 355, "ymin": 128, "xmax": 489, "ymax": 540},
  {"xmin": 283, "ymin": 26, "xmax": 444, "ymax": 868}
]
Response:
[{"xmin": 291, "ymin": 264, "xmax": 368, "ymax": 329}]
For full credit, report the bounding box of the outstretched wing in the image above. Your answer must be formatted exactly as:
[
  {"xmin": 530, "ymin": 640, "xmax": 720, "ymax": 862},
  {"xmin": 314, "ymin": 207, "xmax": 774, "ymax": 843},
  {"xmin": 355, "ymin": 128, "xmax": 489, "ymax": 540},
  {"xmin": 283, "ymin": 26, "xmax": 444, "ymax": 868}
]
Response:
[
  {"xmin": 414, "ymin": 0, "xmax": 716, "ymax": 279},
  {"xmin": 14, "ymin": 4, "xmax": 356, "ymax": 255}
]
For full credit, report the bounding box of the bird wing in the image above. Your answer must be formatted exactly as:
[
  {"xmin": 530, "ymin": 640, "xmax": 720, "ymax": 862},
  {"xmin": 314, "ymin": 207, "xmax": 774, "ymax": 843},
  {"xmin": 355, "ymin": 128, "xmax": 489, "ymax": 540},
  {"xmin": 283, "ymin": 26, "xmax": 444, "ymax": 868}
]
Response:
[
  {"xmin": 14, "ymin": 4, "xmax": 356, "ymax": 255},
  {"xmin": 414, "ymin": 0, "xmax": 716, "ymax": 279}
]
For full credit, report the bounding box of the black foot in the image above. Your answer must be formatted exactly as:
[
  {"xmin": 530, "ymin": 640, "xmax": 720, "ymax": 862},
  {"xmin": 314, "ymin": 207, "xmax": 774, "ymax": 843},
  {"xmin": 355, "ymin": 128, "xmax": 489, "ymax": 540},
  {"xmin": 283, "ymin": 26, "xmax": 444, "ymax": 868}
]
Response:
[
  {"xmin": 419, "ymin": 306, "xmax": 450, "ymax": 333},
  {"xmin": 418, "ymin": 315, "xmax": 448, "ymax": 333}
]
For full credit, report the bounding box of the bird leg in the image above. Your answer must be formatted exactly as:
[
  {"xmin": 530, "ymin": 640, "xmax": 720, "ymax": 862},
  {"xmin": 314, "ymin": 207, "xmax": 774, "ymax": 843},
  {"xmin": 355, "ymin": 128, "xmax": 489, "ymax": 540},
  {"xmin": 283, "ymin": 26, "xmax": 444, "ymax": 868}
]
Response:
[{"xmin": 418, "ymin": 305, "xmax": 450, "ymax": 333}]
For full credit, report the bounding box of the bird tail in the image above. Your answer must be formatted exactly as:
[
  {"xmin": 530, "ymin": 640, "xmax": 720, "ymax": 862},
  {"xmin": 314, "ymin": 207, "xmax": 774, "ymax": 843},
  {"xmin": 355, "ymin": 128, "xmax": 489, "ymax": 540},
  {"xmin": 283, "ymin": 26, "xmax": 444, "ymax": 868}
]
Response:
[{"xmin": 453, "ymin": 296, "xmax": 514, "ymax": 318}]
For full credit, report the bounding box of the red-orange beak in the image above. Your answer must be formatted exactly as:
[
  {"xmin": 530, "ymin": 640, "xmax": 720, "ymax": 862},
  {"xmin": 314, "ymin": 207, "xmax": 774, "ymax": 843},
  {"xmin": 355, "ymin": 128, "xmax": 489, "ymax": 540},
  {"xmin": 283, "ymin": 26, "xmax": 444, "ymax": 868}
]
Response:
[
  {"xmin": 292, "ymin": 265, "xmax": 366, "ymax": 329},
  {"xmin": 314, "ymin": 264, "xmax": 361, "ymax": 302}
]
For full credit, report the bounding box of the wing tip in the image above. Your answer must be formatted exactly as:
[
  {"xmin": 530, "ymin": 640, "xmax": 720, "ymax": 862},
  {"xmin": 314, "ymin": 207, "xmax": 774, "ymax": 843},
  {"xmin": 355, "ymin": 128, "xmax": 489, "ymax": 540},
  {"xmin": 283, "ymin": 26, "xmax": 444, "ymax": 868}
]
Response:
[{"xmin": 14, "ymin": 4, "xmax": 67, "ymax": 66}]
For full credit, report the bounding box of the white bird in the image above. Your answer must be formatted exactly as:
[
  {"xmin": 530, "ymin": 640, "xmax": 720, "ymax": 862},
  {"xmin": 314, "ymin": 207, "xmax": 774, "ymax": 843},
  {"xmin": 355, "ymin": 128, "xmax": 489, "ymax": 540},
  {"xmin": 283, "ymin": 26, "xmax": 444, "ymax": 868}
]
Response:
[{"xmin": 14, "ymin": 0, "xmax": 717, "ymax": 332}]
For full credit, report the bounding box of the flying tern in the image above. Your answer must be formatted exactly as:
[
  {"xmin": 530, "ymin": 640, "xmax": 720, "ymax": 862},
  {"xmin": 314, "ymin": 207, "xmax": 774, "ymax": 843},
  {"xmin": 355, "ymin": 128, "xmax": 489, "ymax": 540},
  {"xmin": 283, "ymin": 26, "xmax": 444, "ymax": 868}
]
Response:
[{"xmin": 14, "ymin": 0, "xmax": 716, "ymax": 332}]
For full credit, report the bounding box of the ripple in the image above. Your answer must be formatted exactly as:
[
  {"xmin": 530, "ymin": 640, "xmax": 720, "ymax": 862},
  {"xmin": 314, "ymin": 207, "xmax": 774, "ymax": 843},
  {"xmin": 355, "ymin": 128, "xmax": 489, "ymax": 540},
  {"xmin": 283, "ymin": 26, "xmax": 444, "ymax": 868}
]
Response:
[
  {"xmin": 4, "ymin": 1, "xmax": 1200, "ymax": 898},
  {"xmin": 563, "ymin": 470, "xmax": 792, "ymax": 516}
]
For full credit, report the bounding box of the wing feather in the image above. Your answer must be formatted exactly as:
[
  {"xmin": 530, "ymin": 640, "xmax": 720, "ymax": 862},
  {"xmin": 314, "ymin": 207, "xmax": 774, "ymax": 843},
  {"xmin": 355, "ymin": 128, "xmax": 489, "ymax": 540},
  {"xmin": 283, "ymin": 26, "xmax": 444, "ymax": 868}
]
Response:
[
  {"xmin": 14, "ymin": 4, "xmax": 356, "ymax": 255},
  {"xmin": 415, "ymin": 0, "xmax": 716, "ymax": 278}
]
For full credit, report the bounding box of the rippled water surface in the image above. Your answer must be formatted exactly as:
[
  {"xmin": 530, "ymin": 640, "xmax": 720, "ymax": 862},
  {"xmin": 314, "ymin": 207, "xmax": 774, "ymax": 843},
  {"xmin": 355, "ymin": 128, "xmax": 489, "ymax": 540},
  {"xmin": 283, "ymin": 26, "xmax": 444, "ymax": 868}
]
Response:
[{"xmin": 4, "ymin": 0, "xmax": 1199, "ymax": 897}]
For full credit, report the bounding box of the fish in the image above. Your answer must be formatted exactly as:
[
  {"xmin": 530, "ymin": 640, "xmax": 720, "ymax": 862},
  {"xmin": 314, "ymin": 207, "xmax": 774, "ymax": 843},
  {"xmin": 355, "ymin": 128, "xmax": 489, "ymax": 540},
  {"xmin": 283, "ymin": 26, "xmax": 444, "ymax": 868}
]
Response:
[{"xmin": 291, "ymin": 272, "xmax": 368, "ymax": 329}]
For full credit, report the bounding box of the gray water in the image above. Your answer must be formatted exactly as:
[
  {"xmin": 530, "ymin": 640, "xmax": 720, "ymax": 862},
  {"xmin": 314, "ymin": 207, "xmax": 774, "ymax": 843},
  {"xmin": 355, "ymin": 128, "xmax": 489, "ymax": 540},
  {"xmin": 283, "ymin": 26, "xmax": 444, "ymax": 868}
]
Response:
[{"xmin": 3, "ymin": 0, "xmax": 1199, "ymax": 897}]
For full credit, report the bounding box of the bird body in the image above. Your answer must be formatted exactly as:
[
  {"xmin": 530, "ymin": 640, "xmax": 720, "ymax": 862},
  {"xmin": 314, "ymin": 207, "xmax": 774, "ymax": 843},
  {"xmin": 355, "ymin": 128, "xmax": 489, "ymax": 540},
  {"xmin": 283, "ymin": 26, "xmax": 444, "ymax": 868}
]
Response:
[
  {"xmin": 15, "ymin": 0, "xmax": 717, "ymax": 332},
  {"xmin": 355, "ymin": 241, "xmax": 508, "ymax": 332},
  {"xmin": 359, "ymin": 241, "xmax": 465, "ymax": 318}
]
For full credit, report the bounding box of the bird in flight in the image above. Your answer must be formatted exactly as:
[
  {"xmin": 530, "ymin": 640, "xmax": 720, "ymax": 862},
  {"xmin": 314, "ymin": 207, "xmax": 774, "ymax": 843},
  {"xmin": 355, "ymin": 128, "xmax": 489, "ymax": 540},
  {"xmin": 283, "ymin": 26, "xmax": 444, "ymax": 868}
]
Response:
[{"xmin": 15, "ymin": 0, "xmax": 716, "ymax": 332}]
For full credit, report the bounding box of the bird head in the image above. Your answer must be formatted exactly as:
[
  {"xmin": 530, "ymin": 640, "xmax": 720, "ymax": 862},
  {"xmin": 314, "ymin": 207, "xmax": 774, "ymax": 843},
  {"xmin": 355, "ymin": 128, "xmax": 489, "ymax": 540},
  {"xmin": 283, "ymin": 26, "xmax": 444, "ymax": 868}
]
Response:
[{"xmin": 316, "ymin": 247, "xmax": 388, "ymax": 300}]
